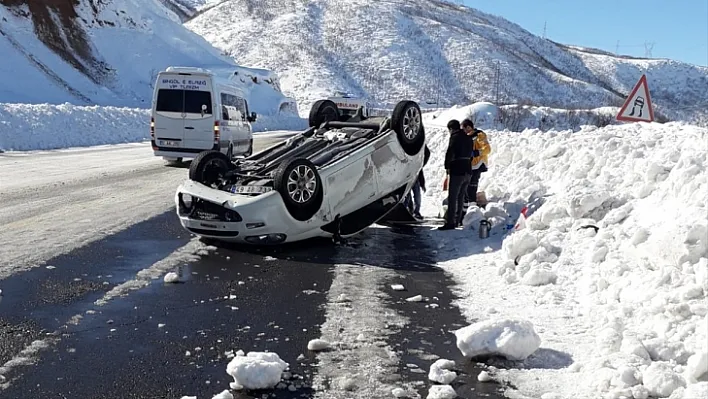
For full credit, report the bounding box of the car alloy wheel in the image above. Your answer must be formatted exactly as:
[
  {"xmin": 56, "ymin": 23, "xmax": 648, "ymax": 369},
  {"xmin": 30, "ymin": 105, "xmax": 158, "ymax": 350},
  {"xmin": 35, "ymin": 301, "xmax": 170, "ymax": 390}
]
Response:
[
  {"xmin": 402, "ymin": 106, "xmax": 421, "ymax": 141},
  {"xmin": 286, "ymin": 164, "xmax": 317, "ymax": 203}
]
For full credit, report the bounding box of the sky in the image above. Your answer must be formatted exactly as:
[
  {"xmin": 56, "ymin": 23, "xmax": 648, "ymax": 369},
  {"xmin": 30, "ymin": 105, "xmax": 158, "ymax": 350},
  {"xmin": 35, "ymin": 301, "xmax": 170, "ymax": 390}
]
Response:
[{"xmin": 464, "ymin": 0, "xmax": 708, "ymax": 67}]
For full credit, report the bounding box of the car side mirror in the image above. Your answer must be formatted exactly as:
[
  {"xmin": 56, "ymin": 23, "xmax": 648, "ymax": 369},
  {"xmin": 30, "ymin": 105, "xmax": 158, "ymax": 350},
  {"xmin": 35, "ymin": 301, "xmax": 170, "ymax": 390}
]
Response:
[{"xmin": 247, "ymin": 112, "xmax": 257, "ymax": 122}]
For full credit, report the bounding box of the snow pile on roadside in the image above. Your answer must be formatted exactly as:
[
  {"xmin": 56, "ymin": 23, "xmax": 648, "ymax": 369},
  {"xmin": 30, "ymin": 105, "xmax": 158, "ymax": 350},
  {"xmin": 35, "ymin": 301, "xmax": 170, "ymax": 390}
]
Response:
[
  {"xmin": 423, "ymin": 102, "xmax": 619, "ymax": 132},
  {"xmin": 0, "ymin": 102, "xmax": 306, "ymax": 152},
  {"xmin": 0, "ymin": 103, "xmax": 150, "ymax": 152},
  {"xmin": 421, "ymin": 120, "xmax": 708, "ymax": 399},
  {"xmin": 226, "ymin": 351, "xmax": 289, "ymax": 390}
]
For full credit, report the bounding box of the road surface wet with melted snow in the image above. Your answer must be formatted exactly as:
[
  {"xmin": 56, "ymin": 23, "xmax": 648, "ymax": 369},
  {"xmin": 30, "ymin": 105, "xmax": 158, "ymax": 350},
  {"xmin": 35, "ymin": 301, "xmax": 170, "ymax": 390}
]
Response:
[{"xmin": 0, "ymin": 137, "xmax": 507, "ymax": 399}]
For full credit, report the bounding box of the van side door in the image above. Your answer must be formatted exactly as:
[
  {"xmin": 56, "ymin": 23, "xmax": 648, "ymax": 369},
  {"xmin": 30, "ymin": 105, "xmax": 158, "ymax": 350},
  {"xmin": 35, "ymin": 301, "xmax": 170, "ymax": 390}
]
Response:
[{"xmin": 221, "ymin": 93, "xmax": 250, "ymax": 153}]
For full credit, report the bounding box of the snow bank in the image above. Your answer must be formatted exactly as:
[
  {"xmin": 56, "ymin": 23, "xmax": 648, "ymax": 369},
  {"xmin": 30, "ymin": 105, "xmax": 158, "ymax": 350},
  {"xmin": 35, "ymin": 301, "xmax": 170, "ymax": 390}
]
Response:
[
  {"xmin": 0, "ymin": 103, "xmax": 150, "ymax": 152},
  {"xmin": 423, "ymin": 102, "xmax": 621, "ymax": 132},
  {"xmin": 455, "ymin": 319, "xmax": 542, "ymax": 361},
  {"xmin": 0, "ymin": 103, "xmax": 306, "ymax": 152},
  {"xmin": 422, "ymin": 119, "xmax": 708, "ymax": 399},
  {"xmin": 225, "ymin": 351, "xmax": 288, "ymax": 390}
]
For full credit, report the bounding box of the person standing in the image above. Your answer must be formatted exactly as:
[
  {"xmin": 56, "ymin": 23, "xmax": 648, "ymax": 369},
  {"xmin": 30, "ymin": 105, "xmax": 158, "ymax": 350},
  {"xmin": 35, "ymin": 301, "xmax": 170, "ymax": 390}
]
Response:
[
  {"xmin": 438, "ymin": 120, "xmax": 473, "ymax": 230},
  {"xmin": 459, "ymin": 118, "xmax": 491, "ymax": 223},
  {"xmin": 404, "ymin": 145, "xmax": 430, "ymax": 219}
]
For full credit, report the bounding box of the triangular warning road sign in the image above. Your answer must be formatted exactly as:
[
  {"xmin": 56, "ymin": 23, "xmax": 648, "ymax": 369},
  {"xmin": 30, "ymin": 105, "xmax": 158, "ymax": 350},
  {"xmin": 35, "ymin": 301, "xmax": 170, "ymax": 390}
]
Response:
[{"xmin": 616, "ymin": 74, "xmax": 655, "ymax": 123}]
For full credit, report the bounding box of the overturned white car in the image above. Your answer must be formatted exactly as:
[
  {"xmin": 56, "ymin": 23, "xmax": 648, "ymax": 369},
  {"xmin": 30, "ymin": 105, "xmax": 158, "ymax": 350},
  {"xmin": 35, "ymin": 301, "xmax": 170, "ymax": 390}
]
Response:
[{"xmin": 174, "ymin": 99, "xmax": 426, "ymax": 245}]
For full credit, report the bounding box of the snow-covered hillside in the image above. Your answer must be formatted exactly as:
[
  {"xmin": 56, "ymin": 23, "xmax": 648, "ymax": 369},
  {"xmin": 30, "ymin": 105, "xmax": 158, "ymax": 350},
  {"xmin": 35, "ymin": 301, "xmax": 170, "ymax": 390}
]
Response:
[
  {"xmin": 0, "ymin": 0, "xmax": 296, "ymax": 117},
  {"xmin": 0, "ymin": 0, "xmax": 236, "ymax": 107},
  {"xmin": 186, "ymin": 0, "xmax": 708, "ymax": 124},
  {"xmin": 419, "ymin": 121, "xmax": 708, "ymax": 399}
]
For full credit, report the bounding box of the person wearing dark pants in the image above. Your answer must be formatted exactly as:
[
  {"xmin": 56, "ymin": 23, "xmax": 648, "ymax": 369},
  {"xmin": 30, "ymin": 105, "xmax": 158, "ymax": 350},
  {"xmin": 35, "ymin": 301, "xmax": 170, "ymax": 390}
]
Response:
[
  {"xmin": 459, "ymin": 118, "xmax": 491, "ymax": 224},
  {"xmin": 438, "ymin": 120, "xmax": 473, "ymax": 230}
]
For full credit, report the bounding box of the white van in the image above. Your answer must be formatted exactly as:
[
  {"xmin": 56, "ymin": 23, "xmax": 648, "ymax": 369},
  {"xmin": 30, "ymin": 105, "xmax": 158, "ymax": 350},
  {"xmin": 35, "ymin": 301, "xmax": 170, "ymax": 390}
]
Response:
[{"xmin": 150, "ymin": 66, "xmax": 257, "ymax": 162}]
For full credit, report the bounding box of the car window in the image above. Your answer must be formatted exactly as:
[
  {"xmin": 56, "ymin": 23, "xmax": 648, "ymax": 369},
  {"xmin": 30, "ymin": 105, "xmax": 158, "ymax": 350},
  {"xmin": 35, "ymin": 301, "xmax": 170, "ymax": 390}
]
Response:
[
  {"xmin": 221, "ymin": 93, "xmax": 248, "ymax": 119},
  {"xmin": 184, "ymin": 90, "xmax": 212, "ymax": 114},
  {"xmin": 156, "ymin": 89, "xmax": 212, "ymax": 115},
  {"xmin": 156, "ymin": 89, "xmax": 183, "ymax": 113}
]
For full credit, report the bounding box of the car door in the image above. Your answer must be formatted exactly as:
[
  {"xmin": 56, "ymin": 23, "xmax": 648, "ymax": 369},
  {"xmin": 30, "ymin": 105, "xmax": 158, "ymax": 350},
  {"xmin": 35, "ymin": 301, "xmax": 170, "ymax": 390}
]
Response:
[
  {"xmin": 231, "ymin": 95, "xmax": 250, "ymax": 153},
  {"xmin": 153, "ymin": 88, "xmax": 185, "ymax": 148},
  {"xmin": 322, "ymin": 146, "xmax": 379, "ymax": 219},
  {"xmin": 182, "ymin": 89, "xmax": 215, "ymax": 151}
]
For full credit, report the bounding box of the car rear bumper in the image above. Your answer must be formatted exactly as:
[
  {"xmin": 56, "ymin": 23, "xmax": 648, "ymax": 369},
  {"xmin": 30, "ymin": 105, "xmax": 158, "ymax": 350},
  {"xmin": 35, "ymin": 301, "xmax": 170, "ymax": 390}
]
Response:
[{"xmin": 174, "ymin": 180, "xmax": 326, "ymax": 245}]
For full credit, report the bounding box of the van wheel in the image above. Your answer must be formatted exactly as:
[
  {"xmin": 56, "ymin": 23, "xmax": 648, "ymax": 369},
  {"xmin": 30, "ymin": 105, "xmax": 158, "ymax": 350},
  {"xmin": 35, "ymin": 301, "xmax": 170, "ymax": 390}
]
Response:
[
  {"xmin": 274, "ymin": 158, "xmax": 323, "ymax": 221},
  {"xmin": 308, "ymin": 100, "xmax": 339, "ymax": 128},
  {"xmin": 189, "ymin": 150, "xmax": 232, "ymax": 187},
  {"xmin": 391, "ymin": 100, "xmax": 425, "ymax": 156}
]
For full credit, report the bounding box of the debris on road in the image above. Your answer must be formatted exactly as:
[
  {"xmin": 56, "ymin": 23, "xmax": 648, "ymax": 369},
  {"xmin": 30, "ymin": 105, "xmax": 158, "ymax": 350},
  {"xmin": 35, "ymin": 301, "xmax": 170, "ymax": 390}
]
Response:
[{"xmin": 307, "ymin": 338, "xmax": 331, "ymax": 351}]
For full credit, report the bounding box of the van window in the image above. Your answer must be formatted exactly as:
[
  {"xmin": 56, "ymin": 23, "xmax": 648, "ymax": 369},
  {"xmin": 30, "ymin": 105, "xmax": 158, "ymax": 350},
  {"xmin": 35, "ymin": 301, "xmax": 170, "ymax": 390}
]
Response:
[
  {"xmin": 221, "ymin": 93, "xmax": 247, "ymax": 119},
  {"xmin": 156, "ymin": 89, "xmax": 212, "ymax": 115}
]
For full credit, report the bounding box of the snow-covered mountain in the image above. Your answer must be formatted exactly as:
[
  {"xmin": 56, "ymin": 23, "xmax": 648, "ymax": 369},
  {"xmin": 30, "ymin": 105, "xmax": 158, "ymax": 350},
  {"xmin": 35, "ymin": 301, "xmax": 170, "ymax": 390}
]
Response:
[
  {"xmin": 185, "ymin": 0, "xmax": 708, "ymax": 123},
  {"xmin": 0, "ymin": 0, "xmax": 239, "ymax": 107}
]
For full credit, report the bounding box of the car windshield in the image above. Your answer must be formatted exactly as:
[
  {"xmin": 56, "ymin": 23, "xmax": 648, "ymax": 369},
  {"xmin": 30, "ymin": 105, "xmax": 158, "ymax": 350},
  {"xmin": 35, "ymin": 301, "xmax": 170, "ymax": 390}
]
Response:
[{"xmin": 156, "ymin": 89, "xmax": 212, "ymax": 114}]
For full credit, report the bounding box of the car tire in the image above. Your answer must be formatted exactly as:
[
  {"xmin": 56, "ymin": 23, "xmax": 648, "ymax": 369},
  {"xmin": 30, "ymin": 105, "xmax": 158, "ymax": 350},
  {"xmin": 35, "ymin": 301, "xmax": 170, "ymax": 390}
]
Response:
[
  {"xmin": 274, "ymin": 158, "xmax": 323, "ymax": 221},
  {"xmin": 308, "ymin": 100, "xmax": 340, "ymax": 128},
  {"xmin": 391, "ymin": 100, "xmax": 425, "ymax": 155},
  {"xmin": 189, "ymin": 150, "xmax": 232, "ymax": 187}
]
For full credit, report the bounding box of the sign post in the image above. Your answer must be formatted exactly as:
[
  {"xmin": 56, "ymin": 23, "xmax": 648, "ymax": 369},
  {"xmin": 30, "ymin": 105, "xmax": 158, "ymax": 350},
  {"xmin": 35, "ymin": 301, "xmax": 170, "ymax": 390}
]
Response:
[{"xmin": 616, "ymin": 74, "xmax": 655, "ymax": 123}]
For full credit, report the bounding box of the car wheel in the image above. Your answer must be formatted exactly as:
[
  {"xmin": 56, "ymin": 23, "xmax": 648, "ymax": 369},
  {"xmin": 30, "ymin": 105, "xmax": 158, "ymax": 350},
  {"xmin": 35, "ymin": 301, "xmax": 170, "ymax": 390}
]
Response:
[
  {"xmin": 391, "ymin": 100, "xmax": 425, "ymax": 155},
  {"xmin": 274, "ymin": 158, "xmax": 323, "ymax": 221},
  {"xmin": 308, "ymin": 100, "xmax": 340, "ymax": 128},
  {"xmin": 189, "ymin": 150, "xmax": 232, "ymax": 187}
]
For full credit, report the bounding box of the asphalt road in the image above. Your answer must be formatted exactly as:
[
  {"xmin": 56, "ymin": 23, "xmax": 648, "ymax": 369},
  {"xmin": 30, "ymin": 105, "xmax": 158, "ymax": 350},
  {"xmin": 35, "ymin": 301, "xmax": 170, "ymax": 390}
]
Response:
[{"xmin": 0, "ymin": 135, "xmax": 509, "ymax": 399}]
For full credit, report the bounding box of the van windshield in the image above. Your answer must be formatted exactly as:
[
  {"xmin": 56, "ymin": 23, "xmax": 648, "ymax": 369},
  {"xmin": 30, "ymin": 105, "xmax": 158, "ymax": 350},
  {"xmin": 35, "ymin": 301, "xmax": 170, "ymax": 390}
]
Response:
[{"xmin": 156, "ymin": 89, "xmax": 212, "ymax": 114}]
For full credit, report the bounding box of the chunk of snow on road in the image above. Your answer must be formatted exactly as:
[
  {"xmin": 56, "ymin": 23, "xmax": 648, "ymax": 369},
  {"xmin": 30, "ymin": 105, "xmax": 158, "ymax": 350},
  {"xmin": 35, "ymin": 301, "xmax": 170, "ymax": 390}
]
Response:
[
  {"xmin": 226, "ymin": 351, "xmax": 288, "ymax": 390},
  {"xmin": 158, "ymin": 323, "xmax": 166, "ymax": 329},
  {"xmin": 391, "ymin": 284, "xmax": 405, "ymax": 291},
  {"xmin": 426, "ymin": 384, "xmax": 457, "ymax": 399},
  {"xmin": 307, "ymin": 339, "xmax": 331, "ymax": 351},
  {"xmin": 478, "ymin": 370, "xmax": 492, "ymax": 382},
  {"xmin": 211, "ymin": 390, "xmax": 234, "ymax": 399},
  {"xmin": 406, "ymin": 295, "xmax": 424, "ymax": 302},
  {"xmin": 164, "ymin": 272, "xmax": 181, "ymax": 283},
  {"xmin": 428, "ymin": 359, "xmax": 457, "ymax": 384},
  {"xmin": 391, "ymin": 387, "xmax": 409, "ymax": 397},
  {"xmin": 422, "ymin": 121, "xmax": 708, "ymax": 399},
  {"xmin": 455, "ymin": 318, "xmax": 541, "ymax": 361},
  {"xmin": 263, "ymin": 256, "xmax": 277, "ymax": 261}
]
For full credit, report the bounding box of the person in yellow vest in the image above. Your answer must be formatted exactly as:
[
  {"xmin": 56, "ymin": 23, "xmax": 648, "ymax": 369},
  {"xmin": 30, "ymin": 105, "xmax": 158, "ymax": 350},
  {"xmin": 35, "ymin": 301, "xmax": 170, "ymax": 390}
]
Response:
[{"xmin": 458, "ymin": 118, "xmax": 491, "ymax": 225}]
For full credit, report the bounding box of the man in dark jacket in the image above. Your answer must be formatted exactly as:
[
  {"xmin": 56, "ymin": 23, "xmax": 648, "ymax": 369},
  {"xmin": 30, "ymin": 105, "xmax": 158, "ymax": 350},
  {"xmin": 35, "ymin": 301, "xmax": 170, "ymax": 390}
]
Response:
[{"xmin": 439, "ymin": 120, "xmax": 473, "ymax": 230}]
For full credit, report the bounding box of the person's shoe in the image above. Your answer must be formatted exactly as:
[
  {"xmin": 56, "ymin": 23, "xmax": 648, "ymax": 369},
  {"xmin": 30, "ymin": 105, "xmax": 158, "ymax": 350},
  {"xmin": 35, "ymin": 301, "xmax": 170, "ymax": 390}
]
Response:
[{"xmin": 437, "ymin": 224, "xmax": 456, "ymax": 230}]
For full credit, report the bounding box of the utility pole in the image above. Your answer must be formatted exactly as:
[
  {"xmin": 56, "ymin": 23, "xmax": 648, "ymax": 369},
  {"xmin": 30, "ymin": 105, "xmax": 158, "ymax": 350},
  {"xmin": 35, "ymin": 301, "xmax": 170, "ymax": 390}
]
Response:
[
  {"xmin": 644, "ymin": 41, "xmax": 655, "ymax": 58},
  {"xmin": 615, "ymin": 40, "xmax": 620, "ymax": 55},
  {"xmin": 493, "ymin": 61, "xmax": 501, "ymax": 104},
  {"xmin": 542, "ymin": 21, "xmax": 547, "ymax": 39}
]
